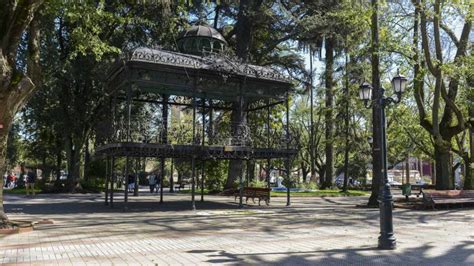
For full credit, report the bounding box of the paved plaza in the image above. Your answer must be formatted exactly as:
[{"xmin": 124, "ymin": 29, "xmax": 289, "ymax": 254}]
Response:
[{"xmin": 1, "ymin": 191, "xmax": 473, "ymax": 265}]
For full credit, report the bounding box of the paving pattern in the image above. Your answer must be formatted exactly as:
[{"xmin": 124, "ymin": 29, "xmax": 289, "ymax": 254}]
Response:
[{"xmin": 1, "ymin": 190, "xmax": 473, "ymax": 265}]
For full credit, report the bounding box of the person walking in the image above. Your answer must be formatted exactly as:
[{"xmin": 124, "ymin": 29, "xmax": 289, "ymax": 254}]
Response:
[
  {"xmin": 25, "ymin": 170, "xmax": 36, "ymax": 196},
  {"xmin": 128, "ymin": 174, "xmax": 135, "ymax": 193},
  {"xmin": 147, "ymin": 174, "xmax": 157, "ymax": 193}
]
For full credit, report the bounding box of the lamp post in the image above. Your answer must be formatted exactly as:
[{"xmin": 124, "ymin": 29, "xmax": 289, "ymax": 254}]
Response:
[{"xmin": 359, "ymin": 71, "xmax": 407, "ymax": 250}]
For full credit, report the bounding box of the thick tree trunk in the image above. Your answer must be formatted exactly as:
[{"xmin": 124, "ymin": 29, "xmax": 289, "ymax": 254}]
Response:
[
  {"xmin": 56, "ymin": 151, "xmax": 62, "ymax": 181},
  {"xmin": 248, "ymin": 160, "xmax": 255, "ymax": 183},
  {"xmin": 465, "ymin": 78, "xmax": 474, "ymax": 189},
  {"xmin": 464, "ymin": 153, "xmax": 473, "ymax": 189},
  {"xmin": 0, "ymin": 115, "xmax": 13, "ymax": 227},
  {"xmin": 301, "ymin": 162, "xmax": 309, "ymax": 183},
  {"xmin": 466, "ymin": 124, "xmax": 474, "ymax": 189},
  {"xmin": 65, "ymin": 138, "xmax": 83, "ymax": 191},
  {"xmin": 405, "ymin": 155, "xmax": 410, "ymax": 184},
  {"xmin": 84, "ymin": 141, "xmax": 90, "ymax": 181},
  {"xmin": 323, "ymin": 37, "xmax": 335, "ymax": 189},
  {"xmin": 225, "ymin": 97, "xmax": 247, "ymax": 189},
  {"xmin": 224, "ymin": 0, "xmax": 262, "ymax": 189},
  {"xmin": 434, "ymin": 142, "xmax": 454, "ymax": 190}
]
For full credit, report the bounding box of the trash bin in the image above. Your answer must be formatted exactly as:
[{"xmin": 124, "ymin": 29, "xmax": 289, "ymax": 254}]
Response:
[{"xmin": 401, "ymin": 183, "xmax": 412, "ymax": 197}]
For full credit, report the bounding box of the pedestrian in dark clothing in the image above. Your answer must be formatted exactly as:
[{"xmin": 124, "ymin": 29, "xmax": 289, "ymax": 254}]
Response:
[
  {"xmin": 26, "ymin": 171, "xmax": 36, "ymax": 196},
  {"xmin": 128, "ymin": 175, "xmax": 135, "ymax": 192}
]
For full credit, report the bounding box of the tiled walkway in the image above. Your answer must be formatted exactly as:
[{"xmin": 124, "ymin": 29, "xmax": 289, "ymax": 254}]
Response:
[{"xmin": 1, "ymin": 191, "xmax": 473, "ymax": 265}]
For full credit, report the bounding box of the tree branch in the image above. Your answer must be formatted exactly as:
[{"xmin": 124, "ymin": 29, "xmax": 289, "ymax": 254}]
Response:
[{"xmin": 1, "ymin": 0, "xmax": 44, "ymax": 65}]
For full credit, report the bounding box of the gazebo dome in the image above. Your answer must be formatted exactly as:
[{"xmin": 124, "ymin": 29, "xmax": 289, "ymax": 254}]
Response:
[{"xmin": 177, "ymin": 25, "xmax": 227, "ymax": 56}]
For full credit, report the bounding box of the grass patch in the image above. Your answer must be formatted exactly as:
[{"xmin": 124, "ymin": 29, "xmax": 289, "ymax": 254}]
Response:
[
  {"xmin": 3, "ymin": 188, "xmax": 42, "ymax": 195},
  {"xmin": 271, "ymin": 190, "xmax": 368, "ymax": 197}
]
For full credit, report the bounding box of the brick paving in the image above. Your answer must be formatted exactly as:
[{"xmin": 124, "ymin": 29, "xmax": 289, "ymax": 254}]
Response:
[{"xmin": 1, "ymin": 190, "xmax": 474, "ymax": 265}]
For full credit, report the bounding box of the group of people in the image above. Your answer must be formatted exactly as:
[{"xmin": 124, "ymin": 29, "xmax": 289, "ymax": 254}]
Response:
[
  {"xmin": 126, "ymin": 173, "xmax": 161, "ymax": 193},
  {"xmin": 2, "ymin": 171, "xmax": 36, "ymax": 196},
  {"xmin": 4, "ymin": 173, "xmax": 17, "ymax": 189}
]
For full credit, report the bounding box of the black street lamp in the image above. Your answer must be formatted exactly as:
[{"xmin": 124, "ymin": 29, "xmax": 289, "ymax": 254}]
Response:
[{"xmin": 359, "ymin": 70, "xmax": 408, "ymax": 250}]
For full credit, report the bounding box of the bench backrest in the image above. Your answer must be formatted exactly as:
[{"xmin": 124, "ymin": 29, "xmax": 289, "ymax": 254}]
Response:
[
  {"xmin": 423, "ymin": 190, "xmax": 461, "ymax": 198},
  {"xmin": 242, "ymin": 187, "xmax": 270, "ymax": 197},
  {"xmin": 424, "ymin": 190, "xmax": 474, "ymax": 199},
  {"xmin": 460, "ymin": 190, "xmax": 474, "ymax": 198}
]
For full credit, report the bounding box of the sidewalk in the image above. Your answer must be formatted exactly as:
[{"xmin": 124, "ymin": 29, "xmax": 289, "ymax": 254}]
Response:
[{"xmin": 1, "ymin": 191, "xmax": 473, "ymax": 265}]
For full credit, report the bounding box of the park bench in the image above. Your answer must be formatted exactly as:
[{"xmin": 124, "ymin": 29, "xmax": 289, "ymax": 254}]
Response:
[
  {"xmin": 174, "ymin": 181, "xmax": 189, "ymax": 191},
  {"xmin": 422, "ymin": 190, "xmax": 474, "ymax": 209},
  {"xmin": 232, "ymin": 187, "xmax": 271, "ymax": 206},
  {"xmin": 400, "ymin": 184, "xmax": 436, "ymax": 200}
]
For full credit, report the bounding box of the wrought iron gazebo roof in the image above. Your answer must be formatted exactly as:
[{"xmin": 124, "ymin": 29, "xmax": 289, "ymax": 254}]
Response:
[{"xmin": 107, "ymin": 47, "xmax": 293, "ymax": 102}]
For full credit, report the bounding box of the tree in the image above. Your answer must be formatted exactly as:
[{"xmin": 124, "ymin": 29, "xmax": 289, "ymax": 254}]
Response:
[
  {"xmin": 0, "ymin": 0, "xmax": 44, "ymax": 227},
  {"xmin": 413, "ymin": 0, "xmax": 472, "ymax": 190}
]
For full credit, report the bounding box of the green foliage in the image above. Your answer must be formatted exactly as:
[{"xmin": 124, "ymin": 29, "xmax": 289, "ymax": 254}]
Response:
[
  {"xmin": 5, "ymin": 0, "xmax": 472, "ymax": 194},
  {"xmin": 79, "ymin": 178, "xmax": 104, "ymax": 193},
  {"xmin": 84, "ymin": 159, "xmax": 106, "ymax": 180},
  {"xmin": 296, "ymin": 181, "xmax": 318, "ymax": 191},
  {"xmin": 249, "ymin": 179, "xmax": 266, "ymax": 188},
  {"xmin": 204, "ymin": 160, "xmax": 228, "ymax": 192}
]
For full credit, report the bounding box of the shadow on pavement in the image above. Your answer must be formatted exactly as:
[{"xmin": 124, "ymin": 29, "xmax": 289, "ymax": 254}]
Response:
[{"xmin": 189, "ymin": 241, "xmax": 474, "ymax": 265}]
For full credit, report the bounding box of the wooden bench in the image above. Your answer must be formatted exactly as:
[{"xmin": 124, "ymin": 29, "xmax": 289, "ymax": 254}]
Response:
[
  {"xmin": 422, "ymin": 190, "xmax": 474, "ymax": 209},
  {"xmin": 232, "ymin": 187, "xmax": 271, "ymax": 206},
  {"xmin": 174, "ymin": 182, "xmax": 189, "ymax": 191}
]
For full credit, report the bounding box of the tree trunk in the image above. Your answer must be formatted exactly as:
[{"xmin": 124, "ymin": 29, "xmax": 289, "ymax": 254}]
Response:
[
  {"xmin": 464, "ymin": 153, "xmax": 473, "ymax": 189},
  {"xmin": 0, "ymin": 0, "xmax": 43, "ymax": 228},
  {"xmin": 65, "ymin": 138, "xmax": 82, "ymax": 191},
  {"xmin": 301, "ymin": 162, "xmax": 309, "ymax": 183},
  {"xmin": 465, "ymin": 125, "xmax": 474, "ymax": 189},
  {"xmin": 56, "ymin": 151, "xmax": 62, "ymax": 181},
  {"xmin": 465, "ymin": 76, "xmax": 474, "ymax": 189},
  {"xmin": 434, "ymin": 143, "xmax": 454, "ymax": 190},
  {"xmin": 248, "ymin": 160, "xmax": 255, "ymax": 183},
  {"xmin": 323, "ymin": 37, "xmax": 335, "ymax": 189},
  {"xmin": 84, "ymin": 140, "xmax": 90, "ymax": 181},
  {"xmin": 225, "ymin": 98, "xmax": 247, "ymax": 189},
  {"xmin": 224, "ymin": 0, "xmax": 262, "ymax": 189},
  {"xmin": 405, "ymin": 155, "xmax": 410, "ymax": 184},
  {"xmin": 0, "ymin": 115, "xmax": 13, "ymax": 227}
]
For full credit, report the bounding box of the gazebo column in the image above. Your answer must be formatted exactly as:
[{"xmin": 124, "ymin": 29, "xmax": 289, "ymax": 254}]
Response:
[
  {"xmin": 124, "ymin": 84, "xmax": 132, "ymax": 211},
  {"xmin": 124, "ymin": 156, "xmax": 130, "ymax": 210},
  {"xmin": 191, "ymin": 94, "xmax": 197, "ymax": 210},
  {"xmin": 160, "ymin": 94, "xmax": 169, "ymax": 203},
  {"xmin": 170, "ymin": 158, "xmax": 174, "ymax": 193},
  {"xmin": 110, "ymin": 156, "xmax": 115, "ymax": 208},
  {"xmin": 201, "ymin": 100, "xmax": 206, "ymax": 202},
  {"xmin": 238, "ymin": 83, "xmax": 245, "ymax": 208},
  {"xmin": 266, "ymin": 101, "xmax": 272, "ymax": 195},
  {"xmin": 108, "ymin": 94, "xmax": 116, "ymax": 207},
  {"xmin": 133, "ymin": 158, "xmax": 139, "ymax": 196},
  {"xmin": 246, "ymin": 159, "xmax": 250, "ymax": 187},
  {"xmin": 105, "ymin": 156, "xmax": 110, "ymax": 205},
  {"xmin": 285, "ymin": 91, "xmax": 291, "ymax": 207},
  {"xmin": 209, "ymin": 100, "xmax": 213, "ymax": 145}
]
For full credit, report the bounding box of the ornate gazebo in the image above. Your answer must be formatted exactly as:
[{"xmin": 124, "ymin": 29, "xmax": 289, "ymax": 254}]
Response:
[{"xmin": 97, "ymin": 25, "xmax": 296, "ymax": 210}]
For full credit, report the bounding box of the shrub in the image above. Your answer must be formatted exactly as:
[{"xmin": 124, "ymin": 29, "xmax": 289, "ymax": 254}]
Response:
[
  {"xmin": 249, "ymin": 179, "xmax": 266, "ymax": 188},
  {"xmin": 297, "ymin": 181, "xmax": 318, "ymax": 191}
]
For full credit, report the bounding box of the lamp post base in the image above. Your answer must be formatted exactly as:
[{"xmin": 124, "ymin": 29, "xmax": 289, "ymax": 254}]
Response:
[{"xmin": 378, "ymin": 235, "xmax": 396, "ymax": 250}]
